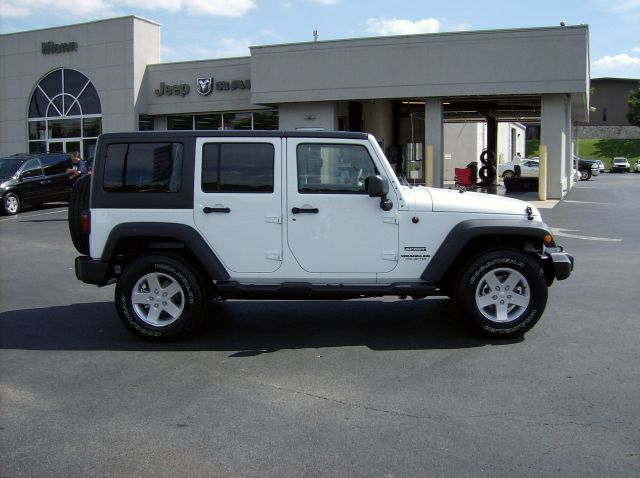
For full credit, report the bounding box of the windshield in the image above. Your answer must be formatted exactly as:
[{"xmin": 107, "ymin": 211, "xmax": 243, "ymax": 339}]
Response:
[{"xmin": 0, "ymin": 158, "xmax": 24, "ymax": 180}]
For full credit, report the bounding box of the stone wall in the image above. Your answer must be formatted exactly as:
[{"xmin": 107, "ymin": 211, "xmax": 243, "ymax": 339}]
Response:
[{"xmin": 577, "ymin": 125, "xmax": 640, "ymax": 139}]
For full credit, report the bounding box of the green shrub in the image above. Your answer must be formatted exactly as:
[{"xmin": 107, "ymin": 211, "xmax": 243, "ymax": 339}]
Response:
[{"xmin": 576, "ymin": 139, "xmax": 640, "ymax": 168}]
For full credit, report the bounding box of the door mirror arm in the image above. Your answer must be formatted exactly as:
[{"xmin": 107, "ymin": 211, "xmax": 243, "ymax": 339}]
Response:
[{"xmin": 366, "ymin": 175, "xmax": 393, "ymax": 211}]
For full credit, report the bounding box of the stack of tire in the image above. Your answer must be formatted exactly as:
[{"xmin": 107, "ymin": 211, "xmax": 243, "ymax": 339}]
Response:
[{"xmin": 478, "ymin": 150, "xmax": 497, "ymax": 185}]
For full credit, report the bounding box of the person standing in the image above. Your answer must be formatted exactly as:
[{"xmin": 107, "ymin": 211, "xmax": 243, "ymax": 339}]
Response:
[
  {"xmin": 513, "ymin": 152, "xmax": 522, "ymax": 177},
  {"xmin": 66, "ymin": 151, "xmax": 86, "ymax": 181}
]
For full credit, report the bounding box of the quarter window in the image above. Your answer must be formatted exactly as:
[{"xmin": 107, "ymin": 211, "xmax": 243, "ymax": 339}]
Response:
[
  {"xmin": 296, "ymin": 144, "xmax": 378, "ymax": 193},
  {"xmin": 103, "ymin": 143, "xmax": 183, "ymax": 193},
  {"xmin": 202, "ymin": 143, "xmax": 274, "ymax": 193}
]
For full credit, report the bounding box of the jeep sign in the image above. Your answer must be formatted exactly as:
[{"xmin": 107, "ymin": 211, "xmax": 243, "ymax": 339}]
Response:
[
  {"xmin": 154, "ymin": 82, "xmax": 190, "ymax": 97},
  {"xmin": 154, "ymin": 79, "xmax": 251, "ymax": 98}
]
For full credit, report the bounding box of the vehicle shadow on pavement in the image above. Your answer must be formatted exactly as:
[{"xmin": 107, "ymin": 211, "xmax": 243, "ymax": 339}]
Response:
[{"xmin": 0, "ymin": 299, "xmax": 522, "ymax": 353}]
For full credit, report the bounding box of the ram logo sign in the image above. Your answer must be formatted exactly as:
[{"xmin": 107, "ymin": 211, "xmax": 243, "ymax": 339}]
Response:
[{"xmin": 197, "ymin": 78, "xmax": 213, "ymax": 96}]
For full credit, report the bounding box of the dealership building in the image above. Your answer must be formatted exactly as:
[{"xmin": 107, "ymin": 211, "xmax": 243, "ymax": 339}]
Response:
[{"xmin": 0, "ymin": 16, "xmax": 589, "ymax": 198}]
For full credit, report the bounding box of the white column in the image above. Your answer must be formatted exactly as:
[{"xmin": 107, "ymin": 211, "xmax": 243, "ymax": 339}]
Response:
[
  {"xmin": 540, "ymin": 94, "xmax": 570, "ymax": 199},
  {"xmin": 425, "ymin": 98, "xmax": 444, "ymax": 187}
]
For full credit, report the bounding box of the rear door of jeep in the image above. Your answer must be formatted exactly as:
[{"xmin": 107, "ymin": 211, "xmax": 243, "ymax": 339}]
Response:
[{"xmin": 193, "ymin": 137, "xmax": 283, "ymax": 273}]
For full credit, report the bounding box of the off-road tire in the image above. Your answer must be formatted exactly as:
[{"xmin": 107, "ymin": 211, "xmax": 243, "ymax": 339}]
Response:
[
  {"xmin": 455, "ymin": 249, "xmax": 548, "ymax": 338},
  {"xmin": 115, "ymin": 253, "xmax": 208, "ymax": 341}
]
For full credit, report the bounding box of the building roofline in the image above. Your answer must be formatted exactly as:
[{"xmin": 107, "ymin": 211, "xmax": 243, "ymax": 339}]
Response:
[
  {"xmin": 250, "ymin": 24, "xmax": 589, "ymax": 51},
  {"xmin": 0, "ymin": 15, "xmax": 160, "ymax": 37},
  {"xmin": 591, "ymin": 77, "xmax": 639, "ymax": 82}
]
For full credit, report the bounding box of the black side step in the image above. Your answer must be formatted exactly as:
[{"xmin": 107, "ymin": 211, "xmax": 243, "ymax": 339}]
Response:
[{"xmin": 214, "ymin": 281, "xmax": 438, "ymax": 300}]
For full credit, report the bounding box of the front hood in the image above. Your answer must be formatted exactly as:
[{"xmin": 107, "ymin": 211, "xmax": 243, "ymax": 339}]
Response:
[{"xmin": 423, "ymin": 187, "xmax": 539, "ymax": 217}]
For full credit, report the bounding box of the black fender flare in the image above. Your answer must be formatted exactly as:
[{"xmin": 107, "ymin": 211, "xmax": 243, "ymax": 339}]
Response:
[
  {"xmin": 420, "ymin": 219, "xmax": 554, "ymax": 282},
  {"xmin": 102, "ymin": 222, "xmax": 230, "ymax": 280}
]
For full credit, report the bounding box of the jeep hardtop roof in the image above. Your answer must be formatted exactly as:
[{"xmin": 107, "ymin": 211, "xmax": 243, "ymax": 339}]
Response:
[{"xmin": 98, "ymin": 130, "xmax": 370, "ymax": 141}]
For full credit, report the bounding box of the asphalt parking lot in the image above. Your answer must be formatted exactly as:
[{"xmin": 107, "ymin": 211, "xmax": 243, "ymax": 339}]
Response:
[{"xmin": 1, "ymin": 173, "xmax": 639, "ymax": 477}]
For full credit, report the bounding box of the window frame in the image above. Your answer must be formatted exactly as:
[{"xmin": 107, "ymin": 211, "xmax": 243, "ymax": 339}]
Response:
[
  {"xmin": 102, "ymin": 142, "xmax": 184, "ymax": 194},
  {"xmin": 201, "ymin": 142, "xmax": 275, "ymax": 194},
  {"xmin": 296, "ymin": 143, "xmax": 378, "ymax": 195}
]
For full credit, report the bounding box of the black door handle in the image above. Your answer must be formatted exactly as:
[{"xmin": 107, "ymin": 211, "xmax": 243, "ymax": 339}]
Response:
[
  {"xmin": 291, "ymin": 207, "xmax": 319, "ymax": 214},
  {"xmin": 203, "ymin": 207, "xmax": 231, "ymax": 213}
]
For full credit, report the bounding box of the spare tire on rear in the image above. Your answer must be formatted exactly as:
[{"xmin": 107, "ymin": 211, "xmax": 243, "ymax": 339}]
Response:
[{"xmin": 68, "ymin": 175, "xmax": 91, "ymax": 255}]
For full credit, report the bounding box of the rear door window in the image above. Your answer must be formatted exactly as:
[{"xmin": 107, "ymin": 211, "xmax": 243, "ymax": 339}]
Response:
[
  {"xmin": 201, "ymin": 143, "xmax": 274, "ymax": 193},
  {"xmin": 41, "ymin": 155, "xmax": 70, "ymax": 175}
]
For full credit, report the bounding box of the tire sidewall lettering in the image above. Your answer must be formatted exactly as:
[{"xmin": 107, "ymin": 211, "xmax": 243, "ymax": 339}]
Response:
[
  {"xmin": 119, "ymin": 294, "xmax": 162, "ymax": 337},
  {"xmin": 154, "ymin": 263, "xmax": 194, "ymax": 305},
  {"xmin": 470, "ymin": 258, "xmax": 525, "ymax": 286}
]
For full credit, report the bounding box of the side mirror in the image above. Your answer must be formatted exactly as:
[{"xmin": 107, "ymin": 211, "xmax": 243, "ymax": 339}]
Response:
[
  {"xmin": 366, "ymin": 175, "xmax": 388, "ymax": 198},
  {"xmin": 365, "ymin": 175, "xmax": 393, "ymax": 211}
]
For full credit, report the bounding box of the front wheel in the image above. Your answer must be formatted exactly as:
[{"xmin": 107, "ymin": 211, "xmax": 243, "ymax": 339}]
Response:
[
  {"xmin": 3, "ymin": 192, "xmax": 20, "ymax": 215},
  {"xmin": 580, "ymin": 169, "xmax": 591, "ymax": 181},
  {"xmin": 115, "ymin": 253, "xmax": 208, "ymax": 341},
  {"xmin": 455, "ymin": 249, "xmax": 548, "ymax": 338}
]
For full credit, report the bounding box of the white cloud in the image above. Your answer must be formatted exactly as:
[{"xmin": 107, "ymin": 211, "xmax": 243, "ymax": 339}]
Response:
[
  {"xmin": 602, "ymin": 0, "xmax": 640, "ymax": 12},
  {"xmin": 311, "ymin": 0, "xmax": 340, "ymax": 4},
  {"xmin": 1, "ymin": 0, "xmax": 114, "ymax": 18},
  {"xmin": 213, "ymin": 37, "xmax": 251, "ymax": 58},
  {"xmin": 366, "ymin": 17, "xmax": 440, "ymax": 36},
  {"xmin": 593, "ymin": 53, "xmax": 640, "ymax": 69},
  {"xmin": 0, "ymin": 0, "xmax": 255, "ymax": 19},
  {"xmin": 182, "ymin": 0, "xmax": 255, "ymax": 17},
  {"xmin": 119, "ymin": 0, "xmax": 181, "ymax": 12}
]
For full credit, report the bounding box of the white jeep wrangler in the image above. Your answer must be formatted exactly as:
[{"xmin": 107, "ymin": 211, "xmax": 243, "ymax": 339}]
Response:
[{"xmin": 69, "ymin": 131, "xmax": 573, "ymax": 341}]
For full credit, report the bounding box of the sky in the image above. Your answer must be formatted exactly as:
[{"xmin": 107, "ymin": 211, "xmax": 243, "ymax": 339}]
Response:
[{"xmin": 1, "ymin": 0, "xmax": 639, "ymax": 79}]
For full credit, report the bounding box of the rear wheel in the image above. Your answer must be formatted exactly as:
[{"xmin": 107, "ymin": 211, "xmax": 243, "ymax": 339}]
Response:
[
  {"xmin": 455, "ymin": 249, "xmax": 548, "ymax": 338},
  {"xmin": 115, "ymin": 253, "xmax": 208, "ymax": 341},
  {"xmin": 3, "ymin": 192, "xmax": 20, "ymax": 215}
]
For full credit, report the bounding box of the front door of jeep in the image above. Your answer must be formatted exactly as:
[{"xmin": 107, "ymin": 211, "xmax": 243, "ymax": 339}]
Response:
[
  {"xmin": 286, "ymin": 139, "xmax": 399, "ymax": 274},
  {"xmin": 194, "ymin": 138, "xmax": 283, "ymax": 274}
]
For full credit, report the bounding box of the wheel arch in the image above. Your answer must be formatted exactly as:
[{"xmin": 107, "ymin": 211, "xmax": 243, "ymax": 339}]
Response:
[
  {"xmin": 422, "ymin": 219, "xmax": 554, "ymax": 286},
  {"xmin": 102, "ymin": 223, "xmax": 230, "ymax": 281}
]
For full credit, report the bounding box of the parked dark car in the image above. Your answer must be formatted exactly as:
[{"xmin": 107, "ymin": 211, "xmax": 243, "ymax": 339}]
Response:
[
  {"xmin": 573, "ymin": 156, "xmax": 600, "ymax": 181},
  {"xmin": 0, "ymin": 153, "xmax": 74, "ymax": 215}
]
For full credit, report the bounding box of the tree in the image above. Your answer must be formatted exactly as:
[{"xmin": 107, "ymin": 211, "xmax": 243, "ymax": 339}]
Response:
[{"xmin": 627, "ymin": 82, "xmax": 640, "ymax": 127}]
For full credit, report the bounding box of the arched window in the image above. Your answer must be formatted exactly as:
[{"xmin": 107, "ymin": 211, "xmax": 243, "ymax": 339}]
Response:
[{"xmin": 27, "ymin": 68, "xmax": 102, "ymax": 163}]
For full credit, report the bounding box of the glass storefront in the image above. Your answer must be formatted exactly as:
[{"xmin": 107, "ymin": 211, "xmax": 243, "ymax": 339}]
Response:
[
  {"xmin": 163, "ymin": 110, "xmax": 278, "ymax": 131},
  {"xmin": 27, "ymin": 68, "xmax": 102, "ymax": 163}
]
